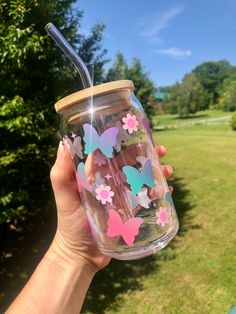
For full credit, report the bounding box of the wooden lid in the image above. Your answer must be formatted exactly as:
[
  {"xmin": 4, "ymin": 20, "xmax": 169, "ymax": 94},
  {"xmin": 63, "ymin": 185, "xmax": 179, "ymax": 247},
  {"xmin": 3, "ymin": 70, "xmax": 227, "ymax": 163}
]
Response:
[{"xmin": 55, "ymin": 80, "xmax": 134, "ymax": 113}]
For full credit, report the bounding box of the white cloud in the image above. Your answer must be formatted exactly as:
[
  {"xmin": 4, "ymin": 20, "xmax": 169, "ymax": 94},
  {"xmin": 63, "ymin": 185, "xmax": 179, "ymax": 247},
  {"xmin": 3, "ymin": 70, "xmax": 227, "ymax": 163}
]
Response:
[
  {"xmin": 140, "ymin": 6, "xmax": 184, "ymax": 44},
  {"xmin": 156, "ymin": 47, "xmax": 192, "ymax": 59}
]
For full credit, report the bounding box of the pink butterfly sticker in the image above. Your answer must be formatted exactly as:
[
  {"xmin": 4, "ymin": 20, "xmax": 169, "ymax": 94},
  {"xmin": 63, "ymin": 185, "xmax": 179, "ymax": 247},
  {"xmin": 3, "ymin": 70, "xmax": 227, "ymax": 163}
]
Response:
[{"xmin": 106, "ymin": 209, "xmax": 143, "ymax": 247}]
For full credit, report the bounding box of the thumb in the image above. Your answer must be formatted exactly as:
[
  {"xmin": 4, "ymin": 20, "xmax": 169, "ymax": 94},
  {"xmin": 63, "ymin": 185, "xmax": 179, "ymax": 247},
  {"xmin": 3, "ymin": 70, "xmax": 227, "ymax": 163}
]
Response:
[{"xmin": 50, "ymin": 141, "xmax": 81, "ymax": 215}]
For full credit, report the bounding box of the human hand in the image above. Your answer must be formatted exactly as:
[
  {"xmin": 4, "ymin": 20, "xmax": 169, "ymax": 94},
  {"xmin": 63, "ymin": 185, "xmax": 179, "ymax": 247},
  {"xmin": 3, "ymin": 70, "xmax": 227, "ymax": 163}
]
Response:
[{"xmin": 48, "ymin": 142, "xmax": 173, "ymax": 274}]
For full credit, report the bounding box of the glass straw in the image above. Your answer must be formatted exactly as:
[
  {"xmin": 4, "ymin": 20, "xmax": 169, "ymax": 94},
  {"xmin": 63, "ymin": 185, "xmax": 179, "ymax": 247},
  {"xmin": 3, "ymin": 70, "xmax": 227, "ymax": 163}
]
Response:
[{"xmin": 45, "ymin": 22, "xmax": 92, "ymax": 89}]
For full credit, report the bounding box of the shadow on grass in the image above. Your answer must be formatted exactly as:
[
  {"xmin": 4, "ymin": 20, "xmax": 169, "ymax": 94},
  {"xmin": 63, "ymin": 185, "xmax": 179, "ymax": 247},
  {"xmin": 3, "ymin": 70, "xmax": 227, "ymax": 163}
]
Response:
[
  {"xmin": 0, "ymin": 202, "xmax": 57, "ymax": 312},
  {"xmin": 175, "ymin": 114, "xmax": 208, "ymax": 120},
  {"xmin": 82, "ymin": 176, "xmax": 199, "ymax": 313}
]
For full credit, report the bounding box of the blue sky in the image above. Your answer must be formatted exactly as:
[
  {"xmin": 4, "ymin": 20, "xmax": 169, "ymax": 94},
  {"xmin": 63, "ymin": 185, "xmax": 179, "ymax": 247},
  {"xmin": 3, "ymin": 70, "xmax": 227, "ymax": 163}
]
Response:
[{"xmin": 77, "ymin": 0, "xmax": 236, "ymax": 87}]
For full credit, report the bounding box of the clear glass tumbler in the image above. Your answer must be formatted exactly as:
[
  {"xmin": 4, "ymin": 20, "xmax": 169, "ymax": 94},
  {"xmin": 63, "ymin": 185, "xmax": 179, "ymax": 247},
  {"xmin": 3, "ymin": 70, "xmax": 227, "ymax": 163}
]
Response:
[{"xmin": 55, "ymin": 80, "xmax": 179, "ymax": 260}]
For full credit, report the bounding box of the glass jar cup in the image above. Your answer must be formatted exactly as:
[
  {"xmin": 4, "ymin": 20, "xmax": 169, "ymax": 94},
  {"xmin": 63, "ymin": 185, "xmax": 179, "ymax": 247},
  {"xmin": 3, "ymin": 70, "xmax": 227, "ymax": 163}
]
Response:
[{"xmin": 55, "ymin": 80, "xmax": 179, "ymax": 260}]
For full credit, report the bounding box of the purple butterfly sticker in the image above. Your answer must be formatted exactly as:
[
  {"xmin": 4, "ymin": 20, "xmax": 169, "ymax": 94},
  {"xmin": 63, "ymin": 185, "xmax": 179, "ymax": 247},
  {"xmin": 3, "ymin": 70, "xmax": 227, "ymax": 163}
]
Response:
[
  {"xmin": 83, "ymin": 123, "xmax": 119, "ymax": 158},
  {"xmin": 125, "ymin": 187, "xmax": 151, "ymax": 209}
]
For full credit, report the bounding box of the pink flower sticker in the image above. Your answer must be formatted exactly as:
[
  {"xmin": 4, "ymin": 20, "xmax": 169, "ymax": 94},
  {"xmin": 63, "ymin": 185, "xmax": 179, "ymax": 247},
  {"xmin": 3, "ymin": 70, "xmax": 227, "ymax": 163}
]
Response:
[
  {"xmin": 156, "ymin": 207, "xmax": 168, "ymax": 227},
  {"xmin": 95, "ymin": 184, "xmax": 114, "ymax": 205},
  {"xmin": 122, "ymin": 113, "xmax": 139, "ymax": 134},
  {"xmin": 94, "ymin": 151, "xmax": 107, "ymax": 166}
]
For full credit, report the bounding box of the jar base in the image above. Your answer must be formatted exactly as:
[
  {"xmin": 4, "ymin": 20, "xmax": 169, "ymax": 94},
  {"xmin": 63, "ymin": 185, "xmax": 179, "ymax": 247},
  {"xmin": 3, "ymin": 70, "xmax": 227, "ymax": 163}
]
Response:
[{"xmin": 99, "ymin": 220, "xmax": 179, "ymax": 260}]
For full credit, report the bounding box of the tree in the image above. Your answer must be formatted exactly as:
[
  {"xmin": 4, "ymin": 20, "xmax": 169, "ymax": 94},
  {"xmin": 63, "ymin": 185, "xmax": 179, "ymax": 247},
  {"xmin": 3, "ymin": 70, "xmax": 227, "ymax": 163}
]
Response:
[
  {"xmin": 106, "ymin": 54, "xmax": 156, "ymax": 123},
  {"xmin": 219, "ymin": 80, "xmax": 236, "ymax": 111},
  {"xmin": 164, "ymin": 73, "xmax": 206, "ymax": 117},
  {"xmin": 106, "ymin": 52, "xmax": 128, "ymax": 82},
  {"xmin": 0, "ymin": 0, "xmax": 107, "ymax": 224},
  {"xmin": 193, "ymin": 60, "xmax": 233, "ymax": 105},
  {"xmin": 162, "ymin": 82, "xmax": 180, "ymax": 114}
]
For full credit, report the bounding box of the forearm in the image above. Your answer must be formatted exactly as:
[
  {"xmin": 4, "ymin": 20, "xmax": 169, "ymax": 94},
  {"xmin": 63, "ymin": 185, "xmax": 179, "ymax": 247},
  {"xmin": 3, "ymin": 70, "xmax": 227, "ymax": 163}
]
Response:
[{"xmin": 6, "ymin": 243, "xmax": 96, "ymax": 314}]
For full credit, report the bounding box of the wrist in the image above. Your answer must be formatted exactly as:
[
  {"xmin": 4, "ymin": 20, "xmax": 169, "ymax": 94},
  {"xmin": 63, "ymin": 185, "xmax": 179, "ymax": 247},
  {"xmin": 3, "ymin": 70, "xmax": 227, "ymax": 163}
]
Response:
[{"xmin": 45, "ymin": 232, "xmax": 97, "ymax": 278}]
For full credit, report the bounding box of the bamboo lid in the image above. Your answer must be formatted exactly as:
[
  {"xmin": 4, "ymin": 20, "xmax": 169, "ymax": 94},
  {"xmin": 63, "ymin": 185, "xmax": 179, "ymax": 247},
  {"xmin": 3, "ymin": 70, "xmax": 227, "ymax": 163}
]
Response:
[{"xmin": 55, "ymin": 80, "xmax": 134, "ymax": 113}]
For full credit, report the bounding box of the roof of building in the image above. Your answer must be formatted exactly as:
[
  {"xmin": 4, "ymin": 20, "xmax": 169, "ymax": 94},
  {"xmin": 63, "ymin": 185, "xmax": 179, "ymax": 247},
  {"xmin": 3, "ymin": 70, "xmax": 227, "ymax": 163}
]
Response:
[{"xmin": 153, "ymin": 91, "xmax": 169, "ymax": 100}]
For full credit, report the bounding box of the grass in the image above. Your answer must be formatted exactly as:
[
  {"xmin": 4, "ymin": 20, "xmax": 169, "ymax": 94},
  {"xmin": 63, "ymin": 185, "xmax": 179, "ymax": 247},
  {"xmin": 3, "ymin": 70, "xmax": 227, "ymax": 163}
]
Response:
[
  {"xmin": 154, "ymin": 109, "xmax": 231, "ymax": 127},
  {"xmin": 0, "ymin": 122, "xmax": 235, "ymax": 313},
  {"xmin": 82, "ymin": 124, "xmax": 236, "ymax": 314}
]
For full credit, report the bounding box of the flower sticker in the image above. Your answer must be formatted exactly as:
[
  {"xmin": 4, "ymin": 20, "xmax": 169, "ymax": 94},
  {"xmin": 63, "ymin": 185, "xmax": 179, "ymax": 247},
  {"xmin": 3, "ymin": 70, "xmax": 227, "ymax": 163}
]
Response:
[
  {"xmin": 122, "ymin": 113, "xmax": 139, "ymax": 134},
  {"xmin": 94, "ymin": 151, "xmax": 107, "ymax": 166},
  {"xmin": 95, "ymin": 184, "xmax": 114, "ymax": 205},
  {"xmin": 156, "ymin": 207, "xmax": 168, "ymax": 227}
]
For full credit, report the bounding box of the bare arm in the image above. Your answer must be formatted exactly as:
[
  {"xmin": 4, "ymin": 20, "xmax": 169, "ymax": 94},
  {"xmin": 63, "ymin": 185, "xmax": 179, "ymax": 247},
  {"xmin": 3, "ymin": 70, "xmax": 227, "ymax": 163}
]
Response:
[{"xmin": 7, "ymin": 244, "xmax": 95, "ymax": 314}]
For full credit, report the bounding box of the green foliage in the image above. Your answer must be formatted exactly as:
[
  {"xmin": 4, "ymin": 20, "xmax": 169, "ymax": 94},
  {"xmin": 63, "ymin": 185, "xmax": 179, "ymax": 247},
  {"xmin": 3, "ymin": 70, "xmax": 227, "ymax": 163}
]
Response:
[
  {"xmin": 219, "ymin": 80, "xmax": 236, "ymax": 111},
  {"xmin": 106, "ymin": 52, "xmax": 128, "ymax": 82},
  {"xmin": 231, "ymin": 112, "xmax": 236, "ymax": 130},
  {"xmin": 106, "ymin": 53, "xmax": 156, "ymax": 123},
  {"xmin": 0, "ymin": 0, "xmax": 107, "ymax": 224},
  {"xmin": 162, "ymin": 82, "xmax": 180, "ymax": 114},
  {"xmin": 193, "ymin": 60, "xmax": 233, "ymax": 105},
  {"xmin": 163, "ymin": 73, "xmax": 206, "ymax": 117}
]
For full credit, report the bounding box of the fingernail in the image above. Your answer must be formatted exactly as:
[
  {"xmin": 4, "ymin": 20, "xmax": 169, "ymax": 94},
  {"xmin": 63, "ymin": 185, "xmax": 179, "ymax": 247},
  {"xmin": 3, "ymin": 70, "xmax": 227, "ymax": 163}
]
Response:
[
  {"xmin": 167, "ymin": 166, "xmax": 173, "ymax": 174},
  {"xmin": 57, "ymin": 140, "xmax": 64, "ymax": 159},
  {"xmin": 169, "ymin": 186, "xmax": 174, "ymax": 193}
]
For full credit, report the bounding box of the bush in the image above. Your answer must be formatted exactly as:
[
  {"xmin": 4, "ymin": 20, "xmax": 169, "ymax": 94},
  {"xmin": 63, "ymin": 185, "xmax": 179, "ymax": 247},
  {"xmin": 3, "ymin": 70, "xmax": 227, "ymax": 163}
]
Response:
[
  {"xmin": 0, "ymin": 1, "xmax": 107, "ymax": 226},
  {"xmin": 219, "ymin": 80, "xmax": 236, "ymax": 111},
  {"xmin": 231, "ymin": 112, "xmax": 236, "ymax": 130}
]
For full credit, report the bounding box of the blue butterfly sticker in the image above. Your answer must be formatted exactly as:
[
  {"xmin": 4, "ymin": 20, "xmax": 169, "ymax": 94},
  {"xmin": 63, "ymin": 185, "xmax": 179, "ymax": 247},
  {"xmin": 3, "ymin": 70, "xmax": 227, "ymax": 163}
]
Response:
[
  {"xmin": 122, "ymin": 159, "xmax": 156, "ymax": 195},
  {"xmin": 164, "ymin": 192, "xmax": 175, "ymax": 209},
  {"xmin": 83, "ymin": 123, "xmax": 119, "ymax": 158}
]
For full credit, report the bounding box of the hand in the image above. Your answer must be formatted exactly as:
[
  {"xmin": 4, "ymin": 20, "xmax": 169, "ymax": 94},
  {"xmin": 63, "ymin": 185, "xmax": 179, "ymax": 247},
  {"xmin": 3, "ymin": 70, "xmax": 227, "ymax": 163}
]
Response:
[{"xmin": 49, "ymin": 142, "xmax": 173, "ymax": 273}]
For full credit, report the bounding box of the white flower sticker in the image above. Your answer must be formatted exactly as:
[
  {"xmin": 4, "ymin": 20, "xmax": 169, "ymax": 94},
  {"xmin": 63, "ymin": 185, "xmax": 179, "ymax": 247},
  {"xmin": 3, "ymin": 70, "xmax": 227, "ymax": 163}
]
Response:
[{"xmin": 95, "ymin": 184, "xmax": 114, "ymax": 205}]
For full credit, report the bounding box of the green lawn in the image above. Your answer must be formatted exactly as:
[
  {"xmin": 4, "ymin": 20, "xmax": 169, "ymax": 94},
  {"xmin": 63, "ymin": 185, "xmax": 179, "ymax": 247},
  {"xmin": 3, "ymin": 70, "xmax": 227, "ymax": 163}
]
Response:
[
  {"xmin": 154, "ymin": 109, "xmax": 231, "ymax": 128},
  {"xmin": 82, "ymin": 124, "xmax": 236, "ymax": 314}
]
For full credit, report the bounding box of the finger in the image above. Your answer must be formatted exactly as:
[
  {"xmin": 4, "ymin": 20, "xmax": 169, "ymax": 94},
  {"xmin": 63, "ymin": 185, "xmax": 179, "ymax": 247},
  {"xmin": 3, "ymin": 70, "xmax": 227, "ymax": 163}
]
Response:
[
  {"xmin": 169, "ymin": 186, "xmax": 174, "ymax": 193},
  {"xmin": 162, "ymin": 165, "xmax": 173, "ymax": 179},
  {"xmin": 50, "ymin": 141, "xmax": 81, "ymax": 213},
  {"xmin": 155, "ymin": 144, "xmax": 167, "ymax": 158}
]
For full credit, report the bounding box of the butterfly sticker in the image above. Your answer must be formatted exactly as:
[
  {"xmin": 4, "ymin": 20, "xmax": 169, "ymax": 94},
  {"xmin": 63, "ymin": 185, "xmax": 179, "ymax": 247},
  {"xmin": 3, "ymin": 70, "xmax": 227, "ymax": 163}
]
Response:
[
  {"xmin": 123, "ymin": 159, "xmax": 156, "ymax": 195},
  {"xmin": 164, "ymin": 192, "xmax": 175, "ymax": 209},
  {"xmin": 75, "ymin": 162, "xmax": 92, "ymax": 193},
  {"xmin": 125, "ymin": 188, "xmax": 151, "ymax": 209},
  {"xmin": 83, "ymin": 123, "xmax": 119, "ymax": 158},
  {"xmin": 136, "ymin": 156, "xmax": 149, "ymax": 166},
  {"xmin": 63, "ymin": 135, "xmax": 83, "ymax": 159},
  {"xmin": 94, "ymin": 172, "xmax": 106, "ymax": 185},
  {"xmin": 73, "ymin": 136, "xmax": 84, "ymax": 159},
  {"xmin": 106, "ymin": 209, "xmax": 143, "ymax": 247},
  {"xmin": 107, "ymin": 120, "xmax": 131, "ymax": 152}
]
